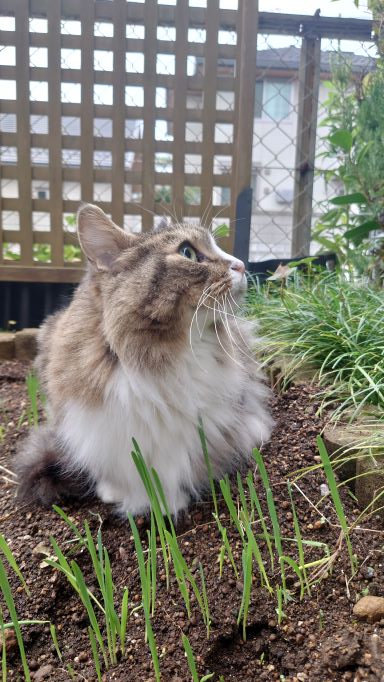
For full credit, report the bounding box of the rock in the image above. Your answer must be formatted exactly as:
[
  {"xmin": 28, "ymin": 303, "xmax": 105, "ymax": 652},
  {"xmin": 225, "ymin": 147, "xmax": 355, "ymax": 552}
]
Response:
[
  {"xmin": 32, "ymin": 542, "xmax": 51, "ymax": 559},
  {"xmin": 0, "ymin": 628, "xmax": 17, "ymax": 655},
  {"xmin": 320, "ymin": 630, "xmax": 361, "ymax": 669},
  {"xmin": 353, "ymin": 596, "xmax": 384, "ymax": 623},
  {"xmin": 268, "ymin": 354, "xmax": 316, "ymax": 391},
  {"xmin": 320, "ymin": 483, "xmax": 330, "ymax": 497},
  {"xmin": 0, "ymin": 332, "xmax": 15, "ymax": 360},
  {"xmin": 33, "ymin": 664, "xmax": 53, "ymax": 681},
  {"xmin": 323, "ymin": 411, "xmax": 383, "ymax": 494},
  {"xmin": 322, "ymin": 423, "xmax": 358, "ymax": 486},
  {"xmin": 14, "ymin": 328, "xmax": 39, "ymax": 361},
  {"xmin": 355, "ymin": 455, "xmax": 384, "ymax": 520}
]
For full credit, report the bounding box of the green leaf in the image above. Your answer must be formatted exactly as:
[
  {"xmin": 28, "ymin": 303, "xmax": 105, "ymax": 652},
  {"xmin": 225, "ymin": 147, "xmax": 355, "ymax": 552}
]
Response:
[
  {"xmin": 344, "ymin": 220, "xmax": 380, "ymax": 244},
  {"xmin": 330, "ymin": 192, "xmax": 367, "ymax": 206},
  {"xmin": 329, "ymin": 129, "xmax": 353, "ymax": 152},
  {"xmin": 213, "ymin": 223, "xmax": 230, "ymax": 239}
]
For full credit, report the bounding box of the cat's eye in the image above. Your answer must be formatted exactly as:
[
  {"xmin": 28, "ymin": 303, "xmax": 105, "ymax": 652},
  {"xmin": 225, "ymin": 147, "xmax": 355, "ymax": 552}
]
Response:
[{"xmin": 178, "ymin": 242, "xmax": 197, "ymax": 262}]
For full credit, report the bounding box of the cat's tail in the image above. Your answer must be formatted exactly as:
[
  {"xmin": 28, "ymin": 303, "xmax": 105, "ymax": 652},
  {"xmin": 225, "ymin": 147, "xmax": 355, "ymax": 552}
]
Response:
[{"xmin": 15, "ymin": 426, "xmax": 91, "ymax": 506}]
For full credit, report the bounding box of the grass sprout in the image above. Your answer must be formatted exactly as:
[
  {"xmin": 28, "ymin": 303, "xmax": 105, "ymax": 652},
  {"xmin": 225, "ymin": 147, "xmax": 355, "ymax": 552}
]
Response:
[
  {"xmin": 0, "ymin": 535, "xmax": 49, "ymax": 681},
  {"xmin": 47, "ymin": 510, "xmax": 137, "ymax": 677},
  {"xmin": 182, "ymin": 634, "xmax": 214, "ymax": 682},
  {"xmin": 127, "ymin": 513, "xmax": 160, "ymax": 681},
  {"xmin": 317, "ymin": 436, "xmax": 357, "ymax": 573}
]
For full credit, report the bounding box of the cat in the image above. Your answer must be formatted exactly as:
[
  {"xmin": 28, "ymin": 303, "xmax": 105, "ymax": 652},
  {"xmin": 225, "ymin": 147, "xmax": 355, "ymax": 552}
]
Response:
[{"xmin": 16, "ymin": 204, "xmax": 273, "ymax": 515}]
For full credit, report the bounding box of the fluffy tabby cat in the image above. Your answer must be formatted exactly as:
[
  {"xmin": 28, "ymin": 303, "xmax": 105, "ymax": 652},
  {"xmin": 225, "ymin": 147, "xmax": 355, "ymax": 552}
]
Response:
[{"xmin": 16, "ymin": 204, "xmax": 273, "ymax": 515}]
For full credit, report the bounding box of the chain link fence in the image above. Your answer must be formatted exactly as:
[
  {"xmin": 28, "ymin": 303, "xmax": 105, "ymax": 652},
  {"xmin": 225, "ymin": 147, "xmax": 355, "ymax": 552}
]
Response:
[{"xmin": 250, "ymin": 17, "xmax": 377, "ymax": 262}]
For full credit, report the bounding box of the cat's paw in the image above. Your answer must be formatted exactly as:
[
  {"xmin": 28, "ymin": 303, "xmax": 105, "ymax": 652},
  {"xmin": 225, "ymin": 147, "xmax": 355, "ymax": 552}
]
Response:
[{"xmin": 96, "ymin": 480, "xmax": 123, "ymax": 504}]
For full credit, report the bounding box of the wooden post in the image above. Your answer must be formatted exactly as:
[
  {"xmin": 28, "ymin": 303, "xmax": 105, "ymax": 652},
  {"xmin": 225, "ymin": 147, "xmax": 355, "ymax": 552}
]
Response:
[
  {"xmin": 141, "ymin": 2, "xmax": 157, "ymax": 232},
  {"xmin": 111, "ymin": 0, "xmax": 126, "ymax": 227},
  {"xmin": 200, "ymin": 0, "xmax": 220, "ymax": 229},
  {"xmin": 80, "ymin": 0, "xmax": 95, "ymax": 205},
  {"xmin": 291, "ymin": 32, "xmax": 321, "ymax": 258},
  {"xmin": 172, "ymin": 0, "xmax": 189, "ymax": 223},
  {"xmin": 47, "ymin": 0, "xmax": 64, "ymax": 267},
  {"xmin": 14, "ymin": 0, "xmax": 33, "ymax": 266},
  {"xmin": 231, "ymin": 0, "xmax": 259, "ymax": 255}
]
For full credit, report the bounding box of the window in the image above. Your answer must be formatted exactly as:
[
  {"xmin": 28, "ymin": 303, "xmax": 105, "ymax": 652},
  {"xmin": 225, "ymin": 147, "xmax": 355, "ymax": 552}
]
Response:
[{"xmin": 255, "ymin": 79, "xmax": 292, "ymax": 121}]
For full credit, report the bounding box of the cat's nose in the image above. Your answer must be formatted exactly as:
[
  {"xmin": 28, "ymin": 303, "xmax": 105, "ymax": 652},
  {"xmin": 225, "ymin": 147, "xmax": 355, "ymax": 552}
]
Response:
[{"xmin": 230, "ymin": 258, "xmax": 246, "ymax": 274}]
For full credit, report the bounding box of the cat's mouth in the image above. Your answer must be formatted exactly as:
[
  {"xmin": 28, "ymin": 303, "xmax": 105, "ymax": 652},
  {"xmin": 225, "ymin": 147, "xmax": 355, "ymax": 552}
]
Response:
[{"xmin": 230, "ymin": 269, "xmax": 247, "ymax": 297}]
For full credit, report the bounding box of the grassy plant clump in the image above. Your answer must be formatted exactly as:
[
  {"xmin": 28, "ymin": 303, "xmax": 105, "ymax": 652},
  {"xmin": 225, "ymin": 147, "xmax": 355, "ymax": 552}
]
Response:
[
  {"xmin": 46, "ymin": 509, "xmax": 136, "ymax": 681},
  {"xmin": 247, "ymin": 271, "xmax": 384, "ymax": 420}
]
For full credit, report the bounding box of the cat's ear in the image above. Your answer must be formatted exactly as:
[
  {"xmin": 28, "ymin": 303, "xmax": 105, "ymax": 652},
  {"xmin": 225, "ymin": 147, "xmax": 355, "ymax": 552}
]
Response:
[{"xmin": 77, "ymin": 204, "xmax": 137, "ymax": 271}]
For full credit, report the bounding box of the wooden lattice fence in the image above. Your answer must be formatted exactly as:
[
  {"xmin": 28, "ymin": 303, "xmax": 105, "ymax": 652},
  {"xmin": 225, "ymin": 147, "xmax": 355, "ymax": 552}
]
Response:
[{"xmin": 0, "ymin": 0, "xmax": 258, "ymax": 282}]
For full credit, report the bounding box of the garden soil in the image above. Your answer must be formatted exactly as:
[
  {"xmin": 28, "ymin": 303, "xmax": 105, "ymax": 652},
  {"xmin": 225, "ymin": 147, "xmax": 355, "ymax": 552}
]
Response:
[{"xmin": 1, "ymin": 360, "xmax": 384, "ymax": 682}]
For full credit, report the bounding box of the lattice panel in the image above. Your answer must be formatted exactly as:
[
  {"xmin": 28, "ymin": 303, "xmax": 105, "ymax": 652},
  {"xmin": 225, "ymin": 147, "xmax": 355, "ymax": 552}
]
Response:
[{"xmin": 0, "ymin": 0, "xmax": 255, "ymax": 281}]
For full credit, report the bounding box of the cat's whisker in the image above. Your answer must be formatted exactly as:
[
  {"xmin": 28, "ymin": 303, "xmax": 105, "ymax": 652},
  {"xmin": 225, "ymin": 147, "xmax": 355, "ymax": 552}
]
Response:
[
  {"xmin": 228, "ymin": 290, "xmax": 244, "ymax": 312},
  {"xmin": 193, "ymin": 284, "xmax": 215, "ymax": 336},
  {"xmin": 216, "ymin": 295, "xmax": 237, "ymax": 359},
  {"xmin": 201, "ymin": 199, "xmax": 213, "ymax": 230},
  {"xmin": 212, "ymin": 298, "xmax": 244, "ymax": 368},
  {"xmin": 189, "ymin": 284, "xmax": 216, "ymax": 366},
  {"xmin": 209, "ymin": 292, "xmax": 256, "ymax": 367},
  {"xmin": 209, "ymin": 204, "xmax": 231, "ymax": 236},
  {"xmin": 220, "ymin": 294, "xmax": 262, "ymax": 367}
]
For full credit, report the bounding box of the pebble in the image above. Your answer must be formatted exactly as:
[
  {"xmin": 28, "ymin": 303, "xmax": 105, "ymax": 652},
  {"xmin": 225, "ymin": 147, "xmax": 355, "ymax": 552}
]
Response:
[
  {"xmin": 33, "ymin": 664, "xmax": 53, "ymax": 681},
  {"xmin": 31, "ymin": 542, "xmax": 51, "ymax": 559},
  {"xmin": 0, "ymin": 629, "xmax": 17, "ymax": 655},
  {"xmin": 353, "ymin": 595, "xmax": 384, "ymax": 622},
  {"xmin": 320, "ymin": 483, "xmax": 330, "ymax": 497}
]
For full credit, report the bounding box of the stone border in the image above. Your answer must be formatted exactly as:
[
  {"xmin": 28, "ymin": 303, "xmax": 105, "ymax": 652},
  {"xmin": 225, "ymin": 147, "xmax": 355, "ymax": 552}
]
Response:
[
  {"xmin": 267, "ymin": 354, "xmax": 384, "ymax": 517},
  {"xmin": 0, "ymin": 329, "xmax": 38, "ymax": 362}
]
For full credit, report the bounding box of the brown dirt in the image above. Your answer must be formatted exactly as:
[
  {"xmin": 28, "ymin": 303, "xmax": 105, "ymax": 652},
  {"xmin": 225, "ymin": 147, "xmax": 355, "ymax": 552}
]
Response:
[{"xmin": 1, "ymin": 360, "xmax": 384, "ymax": 682}]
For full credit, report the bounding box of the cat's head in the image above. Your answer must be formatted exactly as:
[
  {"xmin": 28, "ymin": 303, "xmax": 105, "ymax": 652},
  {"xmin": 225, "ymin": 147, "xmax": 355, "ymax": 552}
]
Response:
[{"xmin": 77, "ymin": 203, "xmax": 246, "ymax": 334}]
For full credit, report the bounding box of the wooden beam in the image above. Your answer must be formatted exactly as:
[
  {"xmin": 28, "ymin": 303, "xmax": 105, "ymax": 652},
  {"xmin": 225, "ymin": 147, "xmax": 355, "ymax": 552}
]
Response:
[
  {"xmin": 291, "ymin": 34, "xmax": 321, "ymax": 258},
  {"xmin": 0, "ymin": 266, "xmax": 84, "ymax": 284},
  {"xmin": 258, "ymin": 12, "xmax": 373, "ymax": 41}
]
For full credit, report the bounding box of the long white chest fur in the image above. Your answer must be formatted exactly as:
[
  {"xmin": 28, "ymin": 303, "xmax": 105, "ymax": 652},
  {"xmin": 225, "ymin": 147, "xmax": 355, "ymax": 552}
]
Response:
[{"xmin": 57, "ymin": 326, "xmax": 272, "ymax": 515}]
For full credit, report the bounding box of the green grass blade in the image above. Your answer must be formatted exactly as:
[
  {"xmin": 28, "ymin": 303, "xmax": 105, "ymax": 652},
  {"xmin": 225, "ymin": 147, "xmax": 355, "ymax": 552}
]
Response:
[
  {"xmin": 50, "ymin": 623, "xmax": 62, "ymax": 662},
  {"xmin": 145, "ymin": 615, "xmax": 160, "ymax": 682},
  {"xmin": 242, "ymin": 513, "xmax": 272, "ymax": 594},
  {"xmin": 52, "ymin": 506, "xmax": 84, "ymax": 544},
  {"xmin": 128, "ymin": 514, "xmax": 150, "ymax": 620},
  {"xmin": 199, "ymin": 563, "xmax": 211, "ymax": 639},
  {"xmin": 70, "ymin": 561, "xmax": 108, "ymax": 669},
  {"xmin": 88, "ymin": 627, "xmax": 102, "ymax": 682},
  {"xmin": 252, "ymin": 449, "xmax": 286, "ymax": 596},
  {"xmin": 214, "ymin": 516, "xmax": 238, "ymax": 578},
  {"xmin": 120, "ymin": 588, "xmax": 129, "ymax": 655},
  {"xmin": 0, "ymin": 609, "xmax": 7, "ymax": 682},
  {"xmin": 219, "ymin": 476, "xmax": 244, "ymax": 539},
  {"xmin": 237, "ymin": 543, "xmax": 253, "ymax": 641},
  {"xmin": 316, "ymin": 436, "xmax": 356, "ymax": 572},
  {"xmin": 0, "ymin": 557, "xmax": 31, "ymax": 682},
  {"xmin": 0, "ymin": 535, "xmax": 30, "ymax": 596},
  {"xmin": 246, "ymin": 472, "xmax": 274, "ymax": 570},
  {"xmin": 131, "ymin": 445, "xmax": 170, "ymax": 588},
  {"xmin": 150, "ymin": 511, "xmax": 157, "ymax": 617},
  {"xmin": 287, "ymin": 482, "xmax": 310, "ymax": 597},
  {"xmin": 182, "ymin": 634, "xmax": 199, "ymax": 682}
]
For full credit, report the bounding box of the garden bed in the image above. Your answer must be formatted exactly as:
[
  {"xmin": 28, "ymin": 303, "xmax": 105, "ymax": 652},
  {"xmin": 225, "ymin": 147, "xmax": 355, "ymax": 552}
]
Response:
[{"xmin": 1, "ymin": 360, "xmax": 384, "ymax": 682}]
